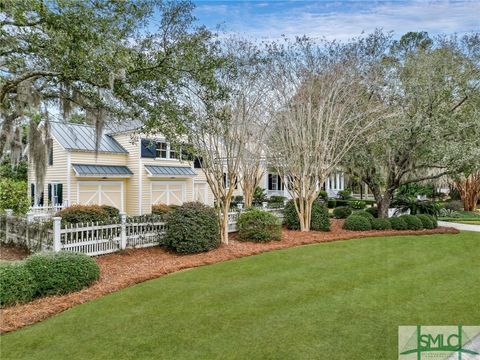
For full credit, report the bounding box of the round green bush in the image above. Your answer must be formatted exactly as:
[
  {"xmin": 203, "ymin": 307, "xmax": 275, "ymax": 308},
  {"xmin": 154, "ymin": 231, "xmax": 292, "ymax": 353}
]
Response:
[
  {"xmin": 365, "ymin": 207, "xmax": 378, "ymax": 218},
  {"xmin": 0, "ymin": 261, "xmax": 37, "ymax": 307},
  {"xmin": 284, "ymin": 200, "xmax": 330, "ymax": 231},
  {"xmin": 25, "ymin": 252, "xmax": 100, "ymax": 296},
  {"xmin": 100, "ymin": 205, "xmax": 120, "ymax": 218},
  {"xmin": 332, "ymin": 206, "xmax": 352, "ymax": 219},
  {"xmin": 416, "ymin": 214, "xmax": 434, "ymax": 229},
  {"xmin": 343, "ymin": 215, "xmax": 372, "ymax": 231},
  {"xmin": 371, "ymin": 218, "xmax": 392, "ymax": 230},
  {"xmin": 237, "ymin": 208, "xmax": 281, "ymax": 242},
  {"xmin": 349, "ymin": 200, "xmax": 366, "ymax": 210},
  {"xmin": 163, "ymin": 202, "xmax": 220, "ymax": 253},
  {"xmin": 327, "ymin": 199, "xmax": 336, "ymax": 209},
  {"xmin": 389, "ymin": 216, "xmax": 409, "ymax": 230},
  {"xmin": 352, "ymin": 210, "xmax": 375, "ymax": 224},
  {"xmin": 400, "ymin": 215, "xmax": 423, "ymax": 230}
]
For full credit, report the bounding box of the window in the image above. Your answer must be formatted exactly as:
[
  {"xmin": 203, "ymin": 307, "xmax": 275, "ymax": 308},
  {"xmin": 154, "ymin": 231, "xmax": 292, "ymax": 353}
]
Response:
[
  {"xmin": 48, "ymin": 183, "xmax": 63, "ymax": 205},
  {"xmin": 268, "ymin": 174, "xmax": 284, "ymax": 191},
  {"xmin": 223, "ymin": 173, "xmax": 238, "ymax": 189},
  {"xmin": 156, "ymin": 142, "xmax": 168, "ymax": 159},
  {"xmin": 169, "ymin": 146, "xmax": 179, "ymax": 159}
]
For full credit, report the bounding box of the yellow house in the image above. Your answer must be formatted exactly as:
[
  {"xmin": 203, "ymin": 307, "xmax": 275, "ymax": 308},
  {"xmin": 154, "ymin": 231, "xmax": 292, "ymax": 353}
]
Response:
[{"xmin": 28, "ymin": 122, "xmax": 214, "ymax": 216}]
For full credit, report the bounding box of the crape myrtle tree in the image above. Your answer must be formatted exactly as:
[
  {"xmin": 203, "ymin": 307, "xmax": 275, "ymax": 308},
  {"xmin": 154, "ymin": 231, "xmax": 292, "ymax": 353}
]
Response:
[
  {"xmin": 266, "ymin": 34, "xmax": 389, "ymax": 231},
  {"xmin": 186, "ymin": 38, "xmax": 268, "ymax": 243},
  {"xmin": 344, "ymin": 32, "xmax": 480, "ymax": 217},
  {"xmin": 1, "ymin": 0, "xmax": 220, "ymax": 202}
]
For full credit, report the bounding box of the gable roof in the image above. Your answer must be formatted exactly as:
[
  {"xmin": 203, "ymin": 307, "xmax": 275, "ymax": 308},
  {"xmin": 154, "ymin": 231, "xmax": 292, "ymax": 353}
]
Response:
[{"xmin": 50, "ymin": 122, "xmax": 128, "ymax": 154}]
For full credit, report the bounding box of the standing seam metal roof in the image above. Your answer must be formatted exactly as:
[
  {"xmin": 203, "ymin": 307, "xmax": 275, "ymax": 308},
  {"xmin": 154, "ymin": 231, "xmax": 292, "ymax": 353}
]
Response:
[
  {"xmin": 72, "ymin": 164, "xmax": 133, "ymax": 176},
  {"xmin": 50, "ymin": 122, "xmax": 128, "ymax": 153},
  {"xmin": 145, "ymin": 165, "xmax": 196, "ymax": 176}
]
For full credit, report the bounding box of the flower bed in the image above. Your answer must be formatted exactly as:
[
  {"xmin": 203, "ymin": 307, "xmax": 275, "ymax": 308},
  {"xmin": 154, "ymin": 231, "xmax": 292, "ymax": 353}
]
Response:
[{"xmin": 0, "ymin": 220, "xmax": 457, "ymax": 333}]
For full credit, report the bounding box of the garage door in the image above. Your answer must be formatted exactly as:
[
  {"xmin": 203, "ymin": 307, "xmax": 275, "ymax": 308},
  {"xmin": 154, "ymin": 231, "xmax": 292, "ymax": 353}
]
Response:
[
  {"xmin": 151, "ymin": 181, "xmax": 186, "ymax": 206},
  {"xmin": 78, "ymin": 181, "xmax": 124, "ymax": 211},
  {"xmin": 194, "ymin": 182, "xmax": 208, "ymax": 204}
]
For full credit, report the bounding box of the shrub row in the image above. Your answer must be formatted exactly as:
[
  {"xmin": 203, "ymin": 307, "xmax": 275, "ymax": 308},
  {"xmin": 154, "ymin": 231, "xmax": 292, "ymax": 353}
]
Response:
[
  {"xmin": 56, "ymin": 205, "xmax": 119, "ymax": 224},
  {"xmin": 237, "ymin": 208, "xmax": 282, "ymax": 242},
  {"xmin": 343, "ymin": 213, "xmax": 438, "ymax": 232},
  {"xmin": 0, "ymin": 252, "xmax": 100, "ymax": 307}
]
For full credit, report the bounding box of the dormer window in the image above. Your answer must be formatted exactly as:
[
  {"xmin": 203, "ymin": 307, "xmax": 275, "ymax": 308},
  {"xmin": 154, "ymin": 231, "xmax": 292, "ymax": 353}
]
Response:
[{"xmin": 156, "ymin": 142, "xmax": 168, "ymax": 159}]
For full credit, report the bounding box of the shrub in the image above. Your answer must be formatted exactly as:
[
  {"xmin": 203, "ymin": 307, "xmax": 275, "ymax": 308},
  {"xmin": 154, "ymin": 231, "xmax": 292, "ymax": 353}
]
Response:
[
  {"xmin": 439, "ymin": 208, "xmax": 460, "ymax": 218},
  {"xmin": 56, "ymin": 205, "xmax": 111, "ymax": 224},
  {"xmin": 371, "ymin": 218, "xmax": 392, "ymax": 230},
  {"xmin": 332, "ymin": 206, "xmax": 352, "ymax": 219},
  {"xmin": 317, "ymin": 190, "xmax": 328, "ymax": 202},
  {"xmin": 337, "ymin": 188, "xmax": 352, "ymax": 200},
  {"xmin": 0, "ymin": 261, "xmax": 37, "ymax": 307},
  {"xmin": 268, "ymin": 196, "xmax": 286, "ymax": 209},
  {"xmin": 327, "ymin": 199, "xmax": 337, "ymax": 209},
  {"xmin": 163, "ymin": 202, "xmax": 220, "ymax": 253},
  {"xmin": 237, "ymin": 208, "xmax": 281, "ymax": 242},
  {"xmin": 335, "ymin": 199, "xmax": 350, "ymax": 207},
  {"xmin": 252, "ymin": 187, "xmax": 267, "ymax": 206},
  {"xmin": 349, "ymin": 200, "xmax": 366, "ymax": 210},
  {"xmin": 343, "ymin": 215, "xmax": 372, "ymax": 231},
  {"xmin": 152, "ymin": 204, "xmax": 175, "ymax": 215},
  {"xmin": 284, "ymin": 200, "xmax": 330, "ymax": 231},
  {"xmin": 0, "ymin": 179, "xmax": 29, "ymax": 215},
  {"xmin": 100, "ymin": 205, "xmax": 120, "ymax": 218},
  {"xmin": 25, "ymin": 252, "xmax": 100, "ymax": 296},
  {"xmin": 365, "ymin": 207, "xmax": 378, "ymax": 218},
  {"xmin": 416, "ymin": 214, "xmax": 434, "ymax": 229},
  {"xmin": 443, "ymin": 200, "xmax": 463, "ymax": 211},
  {"xmin": 352, "ymin": 210, "xmax": 375, "ymax": 224},
  {"xmin": 389, "ymin": 217, "xmax": 409, "ymax": 230},
  {"xmin": 400, "ymin": 215, "xmax": 423, "ymax": 230},
  {"xmin": 428, "ymin": 214, "xmax": 438, "ymax": 228}
]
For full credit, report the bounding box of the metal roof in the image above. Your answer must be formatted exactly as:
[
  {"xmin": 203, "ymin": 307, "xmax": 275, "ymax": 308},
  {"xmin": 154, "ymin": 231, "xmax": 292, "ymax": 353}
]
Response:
[
  {"xmin": 50, "ymin": 122, "xmax": 128, "ymax": 154},
  {"xmin": 145, "ymin": 165, "xmax": 196, "ymax": 177},
  {"xmin": 72, "ymin": 164, "xmax": 133, "ymax": 177}
]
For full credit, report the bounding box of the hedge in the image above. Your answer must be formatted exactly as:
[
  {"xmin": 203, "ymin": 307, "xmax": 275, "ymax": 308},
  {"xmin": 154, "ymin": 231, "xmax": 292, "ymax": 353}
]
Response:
[
  {"xmin": 343, "ymin": 215, "xmax": 372, "ymax": 231},
  {"xmin": 352, "ymin": 210, "xmax": 375, "ymax": 224},
  {"xmin": 237, "ymin": 208, "xmax": 281, "ymax": 242},
  {"xmin": 152, "ymin": 204, "xmax": 178, "ymax": 215},
  {"xmin": 416, "ymin": 214, "xmax": 434, "ymax": 229},
  {"xmin": 284, "ymin": 200, "xmax": 330, "ymax": 231},
  {"xmin": 332, "ymin": 206, "xmax": 352, "ymax": 219},
  {"xmin": 371, "ymin": 218, "xmax": 392, "ymax": 230},
  {"xmin": 56, "ymin": 205, "xmax": 116, "ymax": 224},
  {"xmin": 25, "ymin": 252, "xmax": 100, "ymax": 296},
  {"xmin": 400, "ymin": 215, "xmax": 423, "ymax": 230},
  {"xmin": 0, "ymin": 261, "xmax": 37, "ymax": 307},
  {"xmin": 389, "ymin": 217, "xmax": 409, "ymax": 230},
  {"xmin": 163, "ymin": 202, "xmax": 220, "ymax": 254},
  {"xmin": 365, "ymin": 207, "xmax": 378, "ymax": 218}
]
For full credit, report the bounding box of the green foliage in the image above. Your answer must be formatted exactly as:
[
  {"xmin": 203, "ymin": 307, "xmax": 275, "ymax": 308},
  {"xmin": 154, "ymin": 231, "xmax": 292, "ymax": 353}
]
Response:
[
  {"xmin": 56, "ymin": 205, "xmax": 115, "ymax": 224},
  {"xmin": 371, "ymin": 218, "xmax": 392, "ymax": 230},
  {"xmin": 352, "ymin": 210, "xmax": 375, "ymax": 224},
  {"xmin": 163, "ymin": 202, "xmax": 220, "ymax": 254},
  {"xmin": 25, "ymin": 252, "xmax": 100, "ymax": 297},
  {"xmin": 389, "ymin": 217, "xmax": 409, "ymax": 231},
  {"xmin": 237, "ymin": 209, "xmax": 281, "ymax": 242},
  {"xmin": 335, "ymin": 200, "xmax": 350, "ymax": 207},
  {"xmin": 0, "ymin": 261, "xmax": 37, "ymax": 307},
  {"xmin": 0, "ymin": 179, "xmax": 29, "ymax": 215},
  {"xmin": 337, "ymin": 189, "xmax": 352, "ymax": 200},
  {"xmin": 332, "ymin": 206, "xmax": 352, "ymax": 219},
  {"xmin": 252, "ymin": 187, "xmax": 267, "ymax": 206},
  {"xmin": 365, "ymin": 207, "xmax": 378, "ymax": 218},
  {"xmin": 397, "ymin": 183, "xmax": 434, "ymax": 198},
  {"xmin": 267, "ymin": 196, "xmax": 286, "ymax": 209},
  {"xmin": 391, "ymin": 197, "xmax": 440, "ymax": 216},
  {"xmin": 284, "ymin": 200, "xmax": 330, "ymax": 231},
  {"xmin": 343, "ymin": 215, "xmax": 372, "ymax": 231},
  {"xmin": 0, "ymin": 160, "xmax": 28, "ymax": 181},
  {"xmin": 100, "ymin": 205, "xmax": 120, "ymax": 218},
  {"xmin": 317, "ymin": 191, "xmax": 328, "ymax": 202},
  {"xmin": 349, "ymin": 200, "xmax": 366, "ymax": 209},
  {"xmin": 416, "ymin": 214, "xmax": 434, "ymax": 229},
  {"xmin": 443, "ymin": 201, "xmax": 463, "ymax": 211},
  {"xmin": 152, "ymin": 204, "xmax": 177, "ymax": 215},
  {"xmin": 400, "ymin": 215, "xmax": 424, "ymax": 230},
  {"xmin": 231, "ymin": 195, "xmax": 244, "ymax": 207},
  {"xmin": 327, "ymin": 199, "xmax": 337, "ymax": 209}
]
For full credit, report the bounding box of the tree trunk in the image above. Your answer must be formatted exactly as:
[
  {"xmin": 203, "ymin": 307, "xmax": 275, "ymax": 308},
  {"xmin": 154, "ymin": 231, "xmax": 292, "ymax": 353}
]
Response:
[
  {"xmin": 297, "ymin": 197, "xmax": 312, "ymax": 231},
  {"xmin": 243, "ymin": 186, "xmax": 253, "ymax": 207},
  {"xmin": 455, "ymin": 172, "xmax": 480, "ymax": 212},
  {"xmin": 219, "ymin": 198, "xmax": 232, "ymax": 244}
]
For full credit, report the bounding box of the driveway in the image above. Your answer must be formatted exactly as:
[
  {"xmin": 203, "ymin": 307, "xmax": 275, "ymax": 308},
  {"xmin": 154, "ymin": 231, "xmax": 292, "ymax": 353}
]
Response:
[{"xmin": 438, "ymin": 221, "xmax": 480, "ymax": 232}]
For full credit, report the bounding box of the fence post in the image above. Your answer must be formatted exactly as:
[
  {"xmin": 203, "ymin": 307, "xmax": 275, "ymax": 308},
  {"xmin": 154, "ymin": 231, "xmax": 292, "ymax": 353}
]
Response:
[
  {"xmin": 120, "ymin": 213, "xmax": 127, "ymax": 250},
  {"xmin": 27, "ymin": 211, "xmax": 34, "ymax": 223},
  {"xmin": 237, "ymin": 203, "xmax": 243, "ymax": 212},
  {"xmin": 5, "ymin": 209, "xmax": 13, "ymax": 243},
  {"xmin": 53, "ymin": 217, "xmax": 62, "ymax": 252},
  {"xmin": 262, "ymin": 202, "xmax": 268, "ymax": 209}
]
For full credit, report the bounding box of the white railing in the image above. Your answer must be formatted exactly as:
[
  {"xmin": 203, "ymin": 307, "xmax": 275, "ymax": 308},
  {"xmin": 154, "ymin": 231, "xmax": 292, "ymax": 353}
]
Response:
[{"xmin": 27, "ymin": 203, "xmax": 68, "ymax": 221}]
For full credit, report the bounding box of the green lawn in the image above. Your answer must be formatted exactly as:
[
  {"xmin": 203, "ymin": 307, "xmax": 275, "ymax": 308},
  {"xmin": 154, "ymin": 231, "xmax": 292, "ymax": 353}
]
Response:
[{"xmin": 2, "ymin": 232, "xmax": 480, "ymax": 360}]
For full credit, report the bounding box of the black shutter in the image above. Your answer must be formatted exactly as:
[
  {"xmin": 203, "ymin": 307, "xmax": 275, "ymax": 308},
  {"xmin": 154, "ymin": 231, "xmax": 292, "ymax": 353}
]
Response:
[
  {"xmin": 48, "ymin": 184, "xmax": 52, "ymax": 205},
  {"xmin": 39, "ymin": 191, "xmax": 44, "ymax": 206},
  {"xmin": 57, "ymin": 184, "xmax": 63, "ymax": 205},
  {"xmin": 268, "ymin": 174, "xmax": 273, "ymax": 190},
  {"xmin": 140, "ymin": 139, "xmax": 156, "ymax": 158},
  {"xmin": 194, "ymin": 156, "xmax": 203, "ymax": 168},
  {"xmin": 31, "ymin": 184, "xmax": 35, "ymax": 206},
  {"xmin": 223, "ymin": 173, "xmax": 227, "ymax": 188}
]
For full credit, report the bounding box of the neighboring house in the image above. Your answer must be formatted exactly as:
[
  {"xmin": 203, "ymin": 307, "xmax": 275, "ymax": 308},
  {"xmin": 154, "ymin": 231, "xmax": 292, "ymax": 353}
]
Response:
[{"xmin": 28, "ymin": 121, "xmax": 346, "ymax": 216}]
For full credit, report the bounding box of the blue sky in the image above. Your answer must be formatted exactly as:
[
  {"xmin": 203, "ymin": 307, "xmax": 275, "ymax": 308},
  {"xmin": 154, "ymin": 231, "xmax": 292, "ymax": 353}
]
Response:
[{"xmin": 192, "ymin": 0, "xmax": 480, "ymax": 40}]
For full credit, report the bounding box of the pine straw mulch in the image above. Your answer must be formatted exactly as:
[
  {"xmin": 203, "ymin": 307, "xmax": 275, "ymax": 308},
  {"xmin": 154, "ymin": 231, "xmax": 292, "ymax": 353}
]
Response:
[{"xmin": 0, "ymin": 220, "xmax": 458, "ymax": 334}]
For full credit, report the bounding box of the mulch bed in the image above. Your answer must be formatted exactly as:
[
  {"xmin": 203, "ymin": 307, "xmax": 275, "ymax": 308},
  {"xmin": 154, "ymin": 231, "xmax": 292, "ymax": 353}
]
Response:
[
  {"xmin": 0, "ymin": 244, "xmax": 30, "ymax": 261},
  {"xmin": 0, "ymin": 220, "xmax": 458, "ymax": 334}
]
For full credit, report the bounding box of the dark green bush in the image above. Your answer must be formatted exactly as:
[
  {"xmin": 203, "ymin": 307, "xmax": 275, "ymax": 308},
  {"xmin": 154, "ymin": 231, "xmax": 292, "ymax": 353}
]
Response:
[
  {"xmin": 352, "ymin": 210, "xmax": 375, "ymax": 224},
  {"xmin": 332, "ymin": 206, "xmax": 352, "ymax": 219},
  {"xmin": 349, "ymin": 200, "xmax": 366, "ymax": 210},
  {"xmin": 25, "ymin": 252, "xmax": 100, "ymax": 296},
  {"xmin": 100, "ymin": 205, "xmax": 120, "ymax": 218},
  {"xmin": 237, "ymin": 208, "xmax": 281, "ymax": 242},
  {"xmin": 327, "ymin": 199, "xmax": 336, "ymax": 209},
  {"xmin": 56, "ymin": 205, "xmax": 112, "ymax": 224},
  {"xmin": 0, "ymin": 261, "xmax": 37, "ymax": 307},
  {"xmin": 427, "ymin": 214, "xmax": 438, "ymax": 228},
  {"xmin": 371, "ymin": 218, "xmax": 392, "ymax": 230},
  {"xmin": 365, "ymin": 207, "xmax": 378, "ymax": 218},
  {"xmin": 268, "ymin": 196, "xmax": 286, "ymax": 208},
  {"xmin": 389, "ymin": 217, "xmax": 409, "ymax": 230},
  {"xmin": 337, "ymin": 188, "xmax": 352, "ymax": 200},
  {"xmin": 284, "ymin": 200, "xmax": 330, "ymax": 231},
  {"xmin": 317, "ymin": 191, "xmax": 328, "ymax": 202},
  {"xmin": 335, "ymin": 200, "xmax": 350, "ymax": 207},
  {"xmin": 416, "ymin": 214, "xmax": 434, "ymax": 229},
  {"xmin": 163, "ymin": 202, "xmax": 220, "ymax": 253},
  {"xmin": 443, "ymin": 200, "xmax": 463, "ymax": 211},
  {"xmin": 343, "ymin": 215, "xmax": 372, "ymax": 231},
  {"xmin": 400, "ymin": 215, "xmax": 423, "ymax": 230}
]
